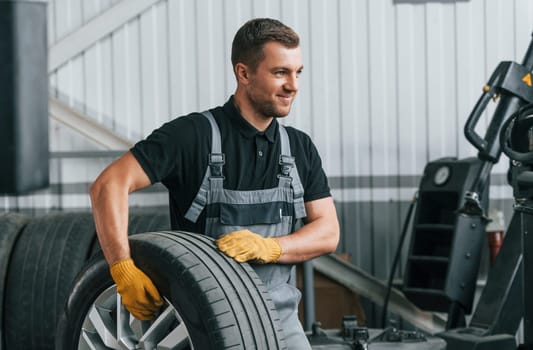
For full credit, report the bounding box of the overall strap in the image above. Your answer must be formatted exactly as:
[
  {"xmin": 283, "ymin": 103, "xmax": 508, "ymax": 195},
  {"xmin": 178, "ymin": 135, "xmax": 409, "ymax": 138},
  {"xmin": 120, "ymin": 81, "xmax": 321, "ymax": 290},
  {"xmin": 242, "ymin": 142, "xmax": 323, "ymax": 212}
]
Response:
[
  {"xmin": 278, "ymin": 124, "xmax": 307, "ymax": 219},
  {"xmin": 184, "ymin": 110, "xmax": 224, "ymax": 223}
]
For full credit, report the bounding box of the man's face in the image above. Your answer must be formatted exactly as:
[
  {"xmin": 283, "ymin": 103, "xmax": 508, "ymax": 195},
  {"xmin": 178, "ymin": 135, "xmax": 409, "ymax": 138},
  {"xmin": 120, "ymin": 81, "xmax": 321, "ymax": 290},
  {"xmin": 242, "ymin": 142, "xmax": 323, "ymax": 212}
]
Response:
[{"xmin": 245, "ymin": 42, "xmax": 303, "ymax": 119}]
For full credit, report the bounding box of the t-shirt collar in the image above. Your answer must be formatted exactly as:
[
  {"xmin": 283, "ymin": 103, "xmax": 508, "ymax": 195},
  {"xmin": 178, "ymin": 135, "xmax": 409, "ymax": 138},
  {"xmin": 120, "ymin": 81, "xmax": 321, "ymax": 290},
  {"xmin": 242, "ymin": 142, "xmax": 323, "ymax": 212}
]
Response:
[{"xmin": 223, "ymin": 96, "xmax": 277, "ymax": 143}]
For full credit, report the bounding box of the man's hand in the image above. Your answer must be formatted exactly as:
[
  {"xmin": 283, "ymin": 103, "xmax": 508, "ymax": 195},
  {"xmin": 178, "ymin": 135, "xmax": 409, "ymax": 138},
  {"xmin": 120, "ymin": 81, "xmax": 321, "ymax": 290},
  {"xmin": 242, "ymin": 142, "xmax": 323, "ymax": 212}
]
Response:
[
  {"xmin": 110, "ymin": 258, "xmax": 163, "ymax": 320},
  {"xmin": 216, "ymin": 230, "xmax": 282, "ymax": 264}
]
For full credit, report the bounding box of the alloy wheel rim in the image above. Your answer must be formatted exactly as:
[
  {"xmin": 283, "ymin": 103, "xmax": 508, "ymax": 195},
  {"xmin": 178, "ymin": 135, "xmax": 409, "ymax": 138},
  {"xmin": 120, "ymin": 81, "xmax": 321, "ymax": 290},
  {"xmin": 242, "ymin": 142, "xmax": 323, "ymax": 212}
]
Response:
[{"xmin": 78, "ymin": 285, "xmax": 194, "ymax": 350}]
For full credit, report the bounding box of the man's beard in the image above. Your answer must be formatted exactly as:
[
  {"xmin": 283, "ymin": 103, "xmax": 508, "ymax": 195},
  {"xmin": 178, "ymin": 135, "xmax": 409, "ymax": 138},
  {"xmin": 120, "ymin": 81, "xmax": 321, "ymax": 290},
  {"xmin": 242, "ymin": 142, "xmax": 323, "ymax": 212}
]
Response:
[{"xmin": 251, "ymin": 98, "xmax": 292, "ymax": 119}]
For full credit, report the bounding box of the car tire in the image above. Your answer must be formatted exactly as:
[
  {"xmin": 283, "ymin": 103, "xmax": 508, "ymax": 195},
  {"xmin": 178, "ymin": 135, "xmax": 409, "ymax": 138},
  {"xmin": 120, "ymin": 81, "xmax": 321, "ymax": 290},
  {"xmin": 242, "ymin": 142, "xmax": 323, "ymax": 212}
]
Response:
[
  {"xmin": 56, "ymin": 230, "xmax": 287, "ymax": 350},
  {"xmin": 88, "ymin": 209, "xmax": 170, "ymax": 256},
  {"xmin": 3, "ymin": 212, "xmax": 96, "ymax": 350},
  {"xmin": 128, "ymin": 209, "xmax": 169, "ymax": 233},
  {"xmin": 0, "ymin": 213, "xmax": 30, "ymax": 350}
]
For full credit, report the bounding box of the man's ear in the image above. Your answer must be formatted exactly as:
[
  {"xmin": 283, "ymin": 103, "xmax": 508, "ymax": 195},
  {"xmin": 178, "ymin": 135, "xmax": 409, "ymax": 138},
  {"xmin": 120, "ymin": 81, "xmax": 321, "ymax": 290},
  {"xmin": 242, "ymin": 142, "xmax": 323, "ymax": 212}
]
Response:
[{"xmin": 235, "ymin": 63, "xmax": 250, "ymax": 84}]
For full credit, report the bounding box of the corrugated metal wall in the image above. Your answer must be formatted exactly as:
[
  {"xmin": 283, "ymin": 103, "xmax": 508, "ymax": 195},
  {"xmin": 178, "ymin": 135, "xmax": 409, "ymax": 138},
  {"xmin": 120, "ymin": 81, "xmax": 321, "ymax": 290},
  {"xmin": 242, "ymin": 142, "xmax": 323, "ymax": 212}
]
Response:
[{"xmin": 3, "ymin": 0, "xmax": 533, "ymax": 287}]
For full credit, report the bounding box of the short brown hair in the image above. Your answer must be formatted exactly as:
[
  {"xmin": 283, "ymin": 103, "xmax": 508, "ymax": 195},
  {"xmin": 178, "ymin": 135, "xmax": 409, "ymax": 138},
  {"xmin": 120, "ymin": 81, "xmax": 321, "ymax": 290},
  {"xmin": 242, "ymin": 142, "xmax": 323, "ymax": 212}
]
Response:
[{"xmin": 231, "ymin": 18, "xmax": 299, "ymax": 72}]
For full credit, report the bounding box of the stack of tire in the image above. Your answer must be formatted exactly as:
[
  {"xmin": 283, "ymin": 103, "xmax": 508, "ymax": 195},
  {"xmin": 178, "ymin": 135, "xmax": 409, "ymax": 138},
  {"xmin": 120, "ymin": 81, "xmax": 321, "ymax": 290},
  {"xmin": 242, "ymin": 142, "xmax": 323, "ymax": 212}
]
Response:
[{"xmin": 0, "ymin": 211, "xmax": 286, "ymax": 349}]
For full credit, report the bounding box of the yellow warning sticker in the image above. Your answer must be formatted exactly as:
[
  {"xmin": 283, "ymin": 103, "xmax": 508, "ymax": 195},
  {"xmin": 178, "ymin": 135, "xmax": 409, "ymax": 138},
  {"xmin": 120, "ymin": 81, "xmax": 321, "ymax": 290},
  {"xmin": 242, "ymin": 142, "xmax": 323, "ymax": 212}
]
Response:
[{"xmin": 523, "ymin": 73, "xmax": 532, "ymax": 87}]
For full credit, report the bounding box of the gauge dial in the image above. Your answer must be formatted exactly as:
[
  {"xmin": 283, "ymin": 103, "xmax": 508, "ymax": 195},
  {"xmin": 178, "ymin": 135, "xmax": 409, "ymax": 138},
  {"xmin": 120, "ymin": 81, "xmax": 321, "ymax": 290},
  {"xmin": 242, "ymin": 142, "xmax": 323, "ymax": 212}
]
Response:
[{"xmin": 434, "ymin": 166, "xmax": 451, "ymax": 186}]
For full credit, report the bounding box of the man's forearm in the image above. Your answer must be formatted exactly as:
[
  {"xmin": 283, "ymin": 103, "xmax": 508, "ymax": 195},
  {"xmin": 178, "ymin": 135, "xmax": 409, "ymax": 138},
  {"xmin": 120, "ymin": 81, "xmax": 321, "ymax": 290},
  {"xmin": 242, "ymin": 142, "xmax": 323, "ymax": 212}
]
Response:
[
  {"xmin": 90, "ymin": 152, "xmax": 153, "ymax": 265},
  {"xmin": 276, "ymin": 215, "xmax": 339, "ymax": 263},
  {"xmin": 90, "ymin": 181, "xmax": 131, "ymax": 265},
  {"xmin": 276, "ymin": 196, "xmax": 340, "ymax": 264}
]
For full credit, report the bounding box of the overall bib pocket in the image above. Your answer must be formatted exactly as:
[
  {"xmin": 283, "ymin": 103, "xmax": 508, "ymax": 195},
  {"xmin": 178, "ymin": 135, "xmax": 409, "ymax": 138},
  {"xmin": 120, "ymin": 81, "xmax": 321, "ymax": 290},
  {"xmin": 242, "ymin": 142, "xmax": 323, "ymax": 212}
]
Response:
[{"xmin": 219, "ymin": 202, "xmax": 283, "ymax": 226}]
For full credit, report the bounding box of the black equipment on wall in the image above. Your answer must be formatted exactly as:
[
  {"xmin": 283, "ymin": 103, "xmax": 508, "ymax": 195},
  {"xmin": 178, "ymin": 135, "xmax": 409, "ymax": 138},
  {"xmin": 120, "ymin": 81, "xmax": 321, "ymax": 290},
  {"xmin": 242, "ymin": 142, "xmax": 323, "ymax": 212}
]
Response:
[
  {"xmin": 403, "ymin": 157, "xmax": 488, "ymax": 317},
  {"xmin": 0, "ymin": 0, "xmax": 49, "ymax": 194},
  {"xmin": 436, "ymin": 32, "xmax": 533, "ymax": 350},
  {"xmin": 498, "ymin": 103, "xmax": 533, "ymax": 347}
]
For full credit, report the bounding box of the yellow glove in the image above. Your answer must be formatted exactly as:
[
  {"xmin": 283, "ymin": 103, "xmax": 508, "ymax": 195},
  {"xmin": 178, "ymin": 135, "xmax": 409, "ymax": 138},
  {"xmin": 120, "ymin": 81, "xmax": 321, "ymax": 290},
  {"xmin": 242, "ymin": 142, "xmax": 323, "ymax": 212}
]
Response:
[
  {"xmin": 216, "ymin": 229, "xmax": 282, "ymax": 264},
  {"xmin": 110, "ymin": 258, "xmax": 163, "ymax": 320}
]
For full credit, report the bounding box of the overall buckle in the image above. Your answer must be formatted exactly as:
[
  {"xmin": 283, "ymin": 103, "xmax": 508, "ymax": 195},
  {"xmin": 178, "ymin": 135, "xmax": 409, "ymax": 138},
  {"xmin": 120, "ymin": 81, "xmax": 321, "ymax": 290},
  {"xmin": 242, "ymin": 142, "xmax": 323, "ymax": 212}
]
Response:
[
  {"xmin": 279, "ymin": 154, "xmax": 295, "ymax": 178},
  {"xmin": 209, "ymin": 153, "xmax": 225, "ymax": 178}
]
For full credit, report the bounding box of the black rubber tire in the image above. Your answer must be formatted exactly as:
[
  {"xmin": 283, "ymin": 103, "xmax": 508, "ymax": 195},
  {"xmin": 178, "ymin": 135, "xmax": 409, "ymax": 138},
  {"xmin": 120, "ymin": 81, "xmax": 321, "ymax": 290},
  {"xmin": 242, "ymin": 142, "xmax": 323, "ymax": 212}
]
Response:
[
  {"xmin": 3, "ymin": 212, "xmax": 96, "ymax": 350},
  {"xmin": 0, "ymin": 213, "xmax": 30, "ymax": 350},
  {"xmin": 88, "ymin": 209, "xmax": 170, "ymax": 256},
  {"xmin": 56, "ymin": 231, "xmax": 287, "ymax": 349},
  {"xmin": 128, "ymin": 209, "xmax": 169, "ymax": 233}
]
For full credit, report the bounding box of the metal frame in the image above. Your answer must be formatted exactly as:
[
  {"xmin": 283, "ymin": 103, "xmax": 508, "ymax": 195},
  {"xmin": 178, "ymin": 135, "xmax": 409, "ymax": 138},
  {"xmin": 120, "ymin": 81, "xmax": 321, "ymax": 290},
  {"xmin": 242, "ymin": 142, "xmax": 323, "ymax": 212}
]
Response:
[
  {"xmin": 50, "ymin": 97, "xmax": 133, "ymax": 150},
  {"xmin": 48, "ymin": 0, "xmax": 161, "ymax": 72}
]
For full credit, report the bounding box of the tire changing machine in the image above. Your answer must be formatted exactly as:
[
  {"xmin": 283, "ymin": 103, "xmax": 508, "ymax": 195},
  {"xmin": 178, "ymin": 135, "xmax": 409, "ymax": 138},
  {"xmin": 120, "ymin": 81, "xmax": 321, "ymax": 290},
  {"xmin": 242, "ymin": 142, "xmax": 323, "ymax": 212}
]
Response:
[{"xmin": 307, "ymin": 32, "xmax": 533, "ymax": 349}]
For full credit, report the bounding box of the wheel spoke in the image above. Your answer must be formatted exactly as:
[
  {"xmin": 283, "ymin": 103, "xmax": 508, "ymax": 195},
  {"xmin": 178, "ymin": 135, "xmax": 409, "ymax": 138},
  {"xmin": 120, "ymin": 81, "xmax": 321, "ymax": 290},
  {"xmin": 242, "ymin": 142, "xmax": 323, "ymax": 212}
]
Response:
[
  {"xmin": 80, "ymin": 328, "xmax": 108, "ymax": 350},
  {"xmin": 138, "ymin": 302, "xmax": 193, "ymax": 349},
  {"xmin": 86, "ymin": 298, "xmax": 119, "ymax": 348},
  {"xmin": 116, "ymin": 295, "xmax": 138, "ymax": 349},
  {"xmin": 79, "ymin": 286, "xmax": 192, "ymax": 350},
  {"xmin": 137, "ymin": 305, "xmax": 175, "ymax": 346},
  {"xmin": 156, "ymin": 322, "xmax": 192, "ymax": 350}
]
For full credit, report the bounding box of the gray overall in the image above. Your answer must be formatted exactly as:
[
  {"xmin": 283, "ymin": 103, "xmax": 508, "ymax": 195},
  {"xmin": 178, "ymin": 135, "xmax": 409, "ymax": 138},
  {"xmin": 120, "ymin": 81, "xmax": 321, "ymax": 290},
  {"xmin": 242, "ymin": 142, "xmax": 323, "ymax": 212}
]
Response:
[{"xmin": 185, "ymin": 111, "xmax": 312, "ymax": 349}]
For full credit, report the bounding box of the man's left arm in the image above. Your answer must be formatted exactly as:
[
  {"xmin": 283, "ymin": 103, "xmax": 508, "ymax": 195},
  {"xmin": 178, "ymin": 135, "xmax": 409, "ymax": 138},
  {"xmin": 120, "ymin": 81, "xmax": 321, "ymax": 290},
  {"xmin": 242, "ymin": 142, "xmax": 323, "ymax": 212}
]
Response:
[
  {"xmin": 216, "ymin": 196, "xmax": 339, "ymax": 264},
  {"xmin": 276, "ymin": 196, "xmax": 339, "ymax": 263}
]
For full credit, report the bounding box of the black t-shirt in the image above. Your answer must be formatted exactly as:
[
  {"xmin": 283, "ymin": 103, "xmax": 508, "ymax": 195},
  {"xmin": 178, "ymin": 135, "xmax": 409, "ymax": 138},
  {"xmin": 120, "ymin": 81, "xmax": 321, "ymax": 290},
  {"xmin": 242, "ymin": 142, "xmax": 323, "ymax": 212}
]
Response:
[{"xmin": 131, "ymin": 96, "xmax": 331, "ymax": 233}]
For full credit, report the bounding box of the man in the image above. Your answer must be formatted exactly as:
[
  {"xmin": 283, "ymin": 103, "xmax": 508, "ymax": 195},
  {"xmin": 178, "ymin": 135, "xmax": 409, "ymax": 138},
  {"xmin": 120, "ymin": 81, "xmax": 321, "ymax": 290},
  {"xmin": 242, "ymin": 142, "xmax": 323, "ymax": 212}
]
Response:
[{"xmin": 90, "ymin": 18, "xmax": 339, "ymax": 348}]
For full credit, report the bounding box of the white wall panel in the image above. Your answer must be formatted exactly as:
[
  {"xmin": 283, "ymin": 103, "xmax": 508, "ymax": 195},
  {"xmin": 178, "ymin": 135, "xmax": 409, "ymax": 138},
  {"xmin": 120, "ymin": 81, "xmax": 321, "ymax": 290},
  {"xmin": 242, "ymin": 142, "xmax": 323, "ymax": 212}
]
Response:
[
  {"xmin": 368, "ymin": 0, "xmax": 396, "ymax": 177},
  {"xmin": 168, "ymin": 0, "xmax": 195, "ymax": 117},
  {"xmin": 195, "ymin": 0, "xmax": 227, "ymax": 110},
  {"xmin": 47, "ymin": 0, "xmax": 56, "ymax": 45},
  {"xmin": 84, "ymin": 44, "xmax": 102, "ymax": 119},
  {"xmin": 281, "ymin": 1, "xmax": 312, "ymax": 133},
  {"xmin": 111, "ymin": 25, "xmax": 128, "ymax": 133},
  {"xmin": 309, "ymin": 1, "xmax": 342, "ymax": 176},
  {"xmin": 26, "ymin": 0, "xmax": 533, "ymax": 211},
  {"xmin": 128, "ymin": 20, "xmax": 143, "ymax": 139},
  {"xmin": 82, "ymin": 0, "xmax": 103, "ymax": 24},
  {"xmin": 342, "ymin": 0, "xmax": 372, "ymax": 177},
  {"xmin": 100, "ymin": 37, "xmax": 114, "ymax": 129},
  {"xmin": 397, "ymin": 4, "xmax": 427, "ymax": 181},
  {"xmin": 338, "ymin": 0, "xmax": 364, "ymax": 182},
  {"xmin": 456, "ymin": 0, "xmax": 483, "ymax": 160},
  {"xmin": 429, "ymin": 3, "xmax": 459, "ymax": 160},
  {"xmin": 44, "ymin": 0, "xmax": 533, "ymax": 172}
]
